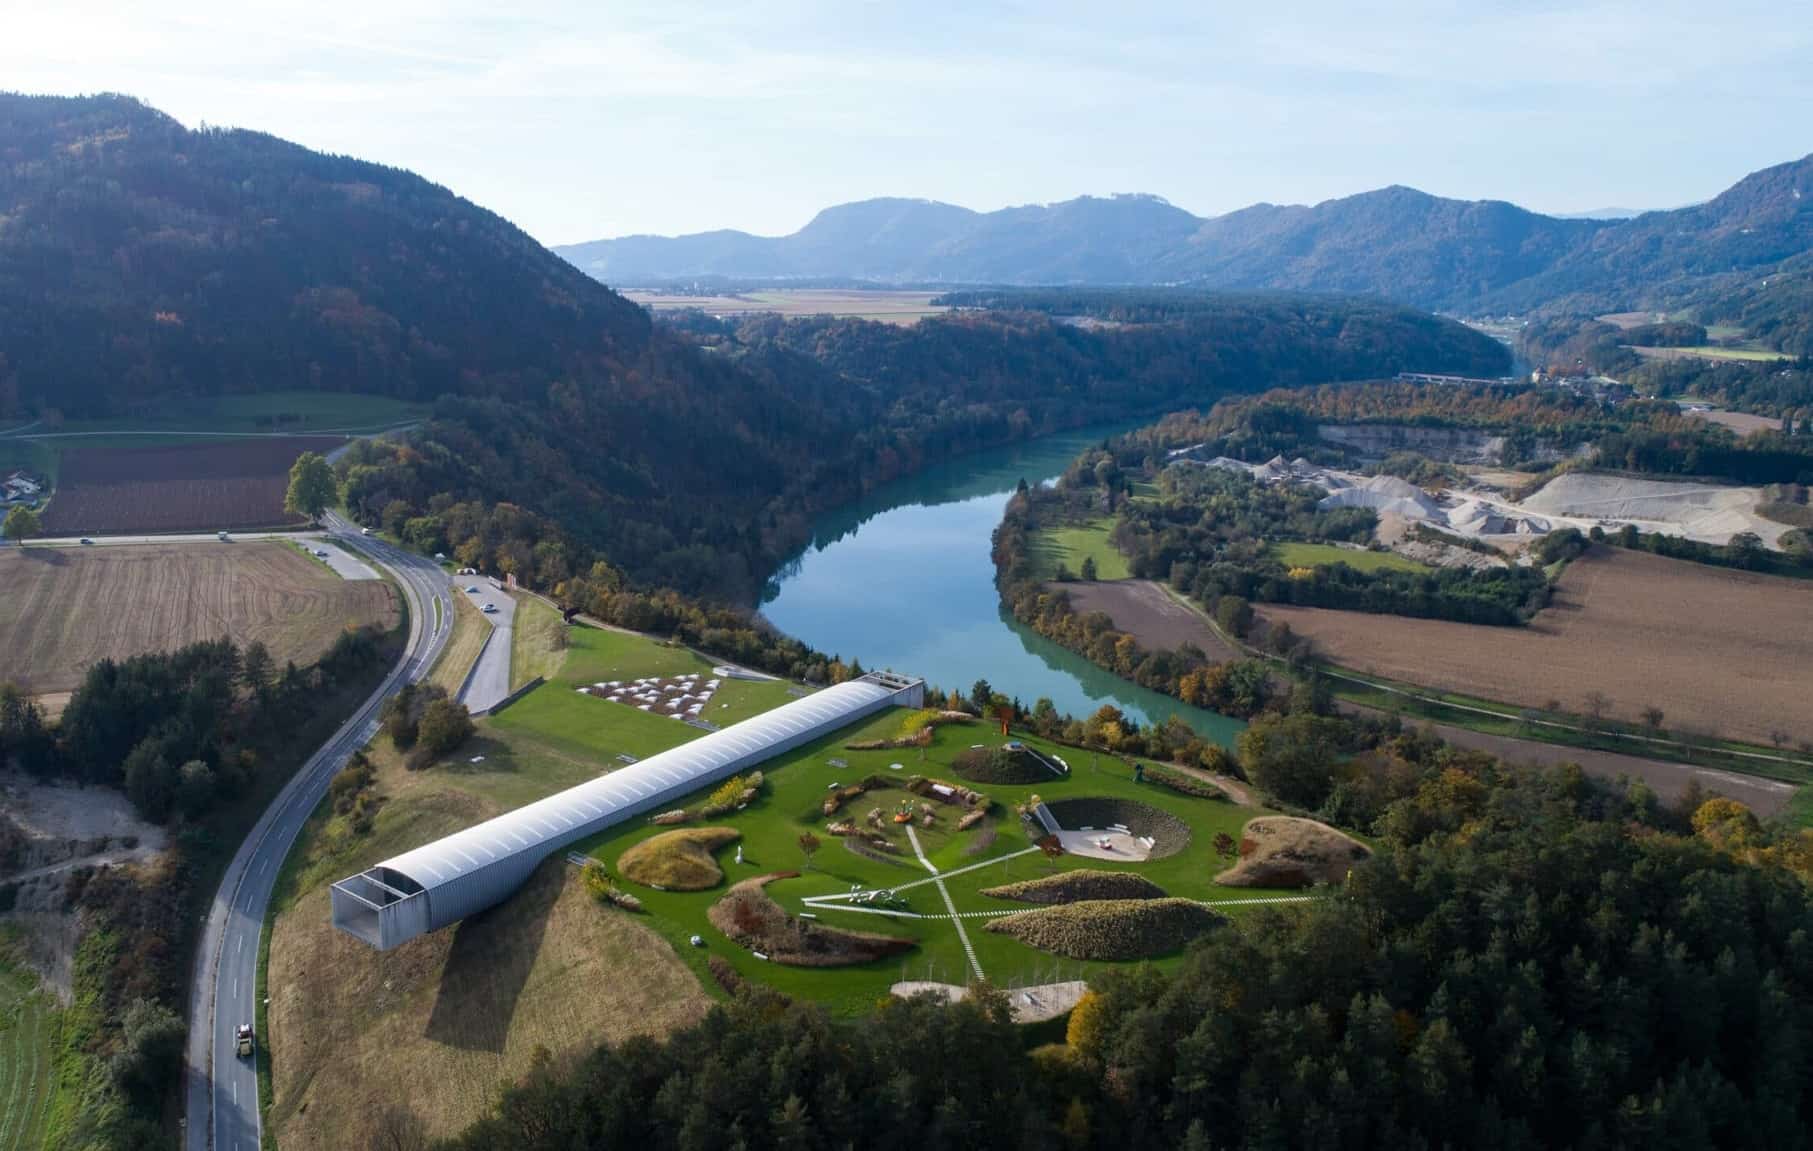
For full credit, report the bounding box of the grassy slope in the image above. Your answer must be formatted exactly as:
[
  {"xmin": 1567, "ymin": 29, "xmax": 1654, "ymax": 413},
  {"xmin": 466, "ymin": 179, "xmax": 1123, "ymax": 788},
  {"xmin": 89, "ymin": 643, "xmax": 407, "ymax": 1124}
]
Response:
[
  {"xmin": 508, "ymin": 595, "xmax": 568, "ymax": 690},
  {"xmin": 0, "ymin": 936, "xmax": 60, "ymax": 1151},
  {"xmin": 1028, "ymin": 518, "xmax": 1132, "ymax": 580},
  {"xmin": 1273, "ymin": 541, "xmax": 1431, "ymax": 573},
  {"xmin": 426, "ymin": 589, "xmax": 488, "ymax": 697}
]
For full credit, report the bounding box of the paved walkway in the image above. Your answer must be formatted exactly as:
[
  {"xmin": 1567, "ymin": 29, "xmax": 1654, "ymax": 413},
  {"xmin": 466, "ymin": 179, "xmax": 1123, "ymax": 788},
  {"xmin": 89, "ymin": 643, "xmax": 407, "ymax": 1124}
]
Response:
[{"xmin": 904, "ymin": 824, "xmax": 984, "ymax": 982}]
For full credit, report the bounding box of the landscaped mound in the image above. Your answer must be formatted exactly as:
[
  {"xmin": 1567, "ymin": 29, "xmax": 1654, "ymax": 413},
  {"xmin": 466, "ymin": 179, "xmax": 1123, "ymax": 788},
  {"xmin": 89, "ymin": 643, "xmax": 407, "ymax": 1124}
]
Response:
[
  {"xmin": 951, "ymin": 744, "xmax": 1050, "ymax": 785},
  {"xmin": 981, "ymin": 870, "xmax": 1167, "ymax": 905},
  {"xmin": 1214, "ymin": 816, "xmax": 1371, "ymax": 888},
  {"xmin": 1044, "ymin": 797, "xmax": 1190, "ymax": 859},
  {"xmin": 617, "ymin": 827, "xmax": 740, "ymax": 891},
  {"xmin": 708, "ymin": 875, "xmax": 916, "ymax": 967},
  {"xmin": 984, "ymin": 898, "xmax": 1221, "ymax": 960}
]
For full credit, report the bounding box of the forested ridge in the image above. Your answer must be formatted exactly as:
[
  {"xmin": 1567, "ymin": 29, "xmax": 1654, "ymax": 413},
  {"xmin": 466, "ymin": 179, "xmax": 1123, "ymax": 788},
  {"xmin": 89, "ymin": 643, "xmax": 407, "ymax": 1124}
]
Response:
[{"xmin": 0, "ymin": 92, "xmax": 1506, "ymax": 599}]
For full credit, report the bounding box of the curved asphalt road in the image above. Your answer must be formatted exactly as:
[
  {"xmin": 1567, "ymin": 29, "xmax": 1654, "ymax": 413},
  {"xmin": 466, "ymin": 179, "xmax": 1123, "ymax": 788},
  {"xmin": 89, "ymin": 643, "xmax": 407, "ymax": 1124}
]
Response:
[{"xmin": 182, "ymin": 512, "xmax": 452, "ymax": 1151}]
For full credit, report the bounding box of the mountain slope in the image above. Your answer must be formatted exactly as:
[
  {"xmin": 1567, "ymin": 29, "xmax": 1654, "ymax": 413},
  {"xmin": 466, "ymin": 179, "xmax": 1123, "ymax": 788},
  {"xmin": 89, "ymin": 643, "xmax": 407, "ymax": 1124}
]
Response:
[
  {"xmin": 556, "ymin": 156, "xmax": 1813, "ymax": 313},
  {"xmin": 0, "ymin": 92, "xmax": 1507, "ymax": 600}
]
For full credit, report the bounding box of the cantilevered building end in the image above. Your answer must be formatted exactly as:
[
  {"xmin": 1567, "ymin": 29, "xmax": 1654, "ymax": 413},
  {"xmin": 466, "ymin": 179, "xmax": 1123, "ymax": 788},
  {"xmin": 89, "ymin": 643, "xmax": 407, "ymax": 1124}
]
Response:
[{"xmin": 331, "ymin": 672, "xmax": 924, "ymax": 950}]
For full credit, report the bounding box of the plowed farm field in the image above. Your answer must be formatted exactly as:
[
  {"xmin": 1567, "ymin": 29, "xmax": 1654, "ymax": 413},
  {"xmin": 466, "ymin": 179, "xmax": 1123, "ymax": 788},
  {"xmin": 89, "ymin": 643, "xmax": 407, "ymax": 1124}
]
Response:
[
  {"xmin": 40, "ymin": 436, "xmax": 344, "ymax": 534},
  {"xmin": 1258, "ymin": 546, "xmax": 1813, "ymax": 747},
  {"xmin": 0, "ymin": 542, "xmax": 398, "ymax": 695}
]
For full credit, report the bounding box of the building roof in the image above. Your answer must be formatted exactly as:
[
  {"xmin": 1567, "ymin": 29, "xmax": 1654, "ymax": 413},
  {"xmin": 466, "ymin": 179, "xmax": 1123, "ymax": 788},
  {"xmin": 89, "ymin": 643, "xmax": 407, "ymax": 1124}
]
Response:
[{"xmin": 377, "ymin": 676, "xmax": 898, "ymax": 893}]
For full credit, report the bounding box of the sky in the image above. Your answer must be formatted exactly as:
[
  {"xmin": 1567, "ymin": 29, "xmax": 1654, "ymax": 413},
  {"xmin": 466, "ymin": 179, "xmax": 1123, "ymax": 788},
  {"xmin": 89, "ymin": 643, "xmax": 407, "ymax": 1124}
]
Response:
[{"xmin": 3, "ymin": 1, "xmax": 1809, "ymax": 245}]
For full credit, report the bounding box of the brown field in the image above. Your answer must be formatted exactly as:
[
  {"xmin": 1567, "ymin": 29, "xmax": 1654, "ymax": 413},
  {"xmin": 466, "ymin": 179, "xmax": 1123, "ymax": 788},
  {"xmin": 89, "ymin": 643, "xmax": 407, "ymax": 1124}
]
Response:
[
  {"xmin": 1258, "ymin": 546, "xmax": 1813, "ymax": 747},
  {"xmin": 270, "ymin": 859, "xmax": 710, "ymax": 1150},
  {"xmin": 41, "ymin": 436, "xmax": 345, "ymax": 534},
  {"xmin": 1053, "ymin": 579, "xmax": 1242, "ymax": 663},
  {"xmin": 0, "ymin": 543, "xmax": 398, "ymax": 695},
  {"xmin": 1682, "ymin": 408, "xmax": 1783, "ymax": 435},
  {"xmin": 623, "ymin": 288, "xmax": 947, "ymax": 325}
]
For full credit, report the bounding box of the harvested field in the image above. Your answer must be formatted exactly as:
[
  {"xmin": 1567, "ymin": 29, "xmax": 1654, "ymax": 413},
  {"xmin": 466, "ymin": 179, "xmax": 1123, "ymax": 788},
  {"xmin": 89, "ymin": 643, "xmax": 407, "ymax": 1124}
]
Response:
[
  {"xmin": 981, "ymin": 869, "xmax": 1167, "ymax": 904},
  {"xmin": 708, "ymin": 875, "xmax": 916, "ymax": 966},
  {"xmin": 1049, "ymin": 579, "xmax": 1241, "ymax": 662},
  {"xmin": 269, "ymin": 860, "xmax": 710, "ymax": 1151},
  {"xmin": 41, "ymin": 435, "xmax": 343, "ymax": 534},
  {"xmin": 1215, "ymin": 816, "xmax": 1371, "ymax": 888},
  {"xmin": 618, "ymin": 827, "xmax": 740, "ymax": 891},
  {"xmin": 983, "ymin": 898, "xmax": 1221, "ymax": 960},
  {"xmin": 1261, "ymin": 546, "xmax": 1813, "ymax": 747},
  {"xmin": 1682, "ymin": 407, "xmax": 1783, "ymax": 436},
  {"xmin": 0, "ymin": 543, "xmax": 398, "ymax": 696},
  {"xmin": 622, "ymin": 288, "xmax": 947, "ymax": 325}
]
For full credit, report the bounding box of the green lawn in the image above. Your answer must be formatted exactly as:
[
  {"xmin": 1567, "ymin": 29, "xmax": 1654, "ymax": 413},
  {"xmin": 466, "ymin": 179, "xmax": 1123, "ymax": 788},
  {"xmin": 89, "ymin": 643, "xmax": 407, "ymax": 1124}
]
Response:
[
  {"xmin": 1274, "ymin": 541, "xmax": 1431, "ymax": 573},
  {"xmin": 0, "ymin": 938, "xmax": 60, "ymax": 1151},
  {"xmin": 577, "ymin": 715, "xmax": 1294, "ymax": 1015},
  {"xmin": 509, "ymin": 595, "xmax": 569, "ymax": 690},
  {"xmin": 1632, "ymin": 344, "xmax": 1790, "ymax": 363},
  {"xmin": 1028, "ymin": 518, "xmax": 1132, "ymax": 580}
]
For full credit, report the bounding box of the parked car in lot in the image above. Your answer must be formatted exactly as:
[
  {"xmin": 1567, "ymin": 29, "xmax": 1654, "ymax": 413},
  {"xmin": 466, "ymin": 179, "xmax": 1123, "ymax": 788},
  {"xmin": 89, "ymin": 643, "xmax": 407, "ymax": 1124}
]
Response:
[
  {"xmin": 313, "ymin": 548, "xmax": 330, "ymax": 558},
  {"xmin": 465, "ymin": 585, "xmax": 480, "ymax": 593},
  {"xmin": 79, "ymin": 537, "xmax": 93, "ymax": 545},
  {"xmin": 482, "ymin": 603, "xmax": 499, "ymax": 614}
]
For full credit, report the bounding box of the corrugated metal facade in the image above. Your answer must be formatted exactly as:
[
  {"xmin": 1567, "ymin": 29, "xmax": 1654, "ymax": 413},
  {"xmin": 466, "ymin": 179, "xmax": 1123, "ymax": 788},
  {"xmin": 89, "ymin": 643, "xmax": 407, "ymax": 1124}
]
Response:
[{"xmin": 331, "ymin": 673, "xmax": 922, "ymax": 949}]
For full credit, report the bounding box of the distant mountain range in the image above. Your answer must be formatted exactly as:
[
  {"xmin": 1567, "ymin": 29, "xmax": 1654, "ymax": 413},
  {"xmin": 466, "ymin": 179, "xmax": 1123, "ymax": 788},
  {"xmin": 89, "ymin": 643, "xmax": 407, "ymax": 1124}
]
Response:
[{"xmin": 557, "ymin": 156, "xmax": 1813, "ymax": 314}]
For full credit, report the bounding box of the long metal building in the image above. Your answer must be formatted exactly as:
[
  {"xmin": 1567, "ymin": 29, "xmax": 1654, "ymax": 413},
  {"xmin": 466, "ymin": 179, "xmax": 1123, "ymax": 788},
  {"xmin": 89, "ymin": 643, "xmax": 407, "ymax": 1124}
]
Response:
[{"xmin": 331, "ymin": 671, "xmax": 923, "ymax": 950}]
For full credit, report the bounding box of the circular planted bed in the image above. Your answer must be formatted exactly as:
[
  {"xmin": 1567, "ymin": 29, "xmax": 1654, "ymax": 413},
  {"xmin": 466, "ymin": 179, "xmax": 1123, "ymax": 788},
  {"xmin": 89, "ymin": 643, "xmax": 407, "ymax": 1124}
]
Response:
[
  {"xmin": 950, "ymin": 744, "xmax": 1051, "ymax": 785},
  {"xmin": 1042, "ymin": 797, "xmax": 1190, "ymax": 861}
]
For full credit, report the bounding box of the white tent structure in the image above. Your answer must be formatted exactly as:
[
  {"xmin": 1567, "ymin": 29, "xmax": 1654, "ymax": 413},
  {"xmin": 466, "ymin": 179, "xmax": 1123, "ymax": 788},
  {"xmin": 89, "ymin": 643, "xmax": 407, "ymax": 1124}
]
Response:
[{"xmin": 331, "ymin": 672, "xmax": 924, "ymax": 949}]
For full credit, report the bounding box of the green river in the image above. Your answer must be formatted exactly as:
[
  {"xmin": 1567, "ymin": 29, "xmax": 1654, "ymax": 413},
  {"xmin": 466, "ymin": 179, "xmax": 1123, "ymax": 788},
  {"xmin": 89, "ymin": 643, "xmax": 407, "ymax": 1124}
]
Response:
[{"xmin": 761, "ymin": 428, "xmax": 1244, "ymax": 746}]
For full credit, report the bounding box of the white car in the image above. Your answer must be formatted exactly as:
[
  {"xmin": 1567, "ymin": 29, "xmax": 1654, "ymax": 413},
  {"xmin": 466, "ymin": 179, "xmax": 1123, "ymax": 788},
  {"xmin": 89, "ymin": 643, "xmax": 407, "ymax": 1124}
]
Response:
[
  {"xmin": 313, "ymin": 548, "xmax": 330, "ymax": 558},
  {"xmin": 360, "ymin": 527, "xmax": 372, "ymax": 536},
  {"xmin": 482, "ymin": 603, "xmax": 499, "ymax": 614}
]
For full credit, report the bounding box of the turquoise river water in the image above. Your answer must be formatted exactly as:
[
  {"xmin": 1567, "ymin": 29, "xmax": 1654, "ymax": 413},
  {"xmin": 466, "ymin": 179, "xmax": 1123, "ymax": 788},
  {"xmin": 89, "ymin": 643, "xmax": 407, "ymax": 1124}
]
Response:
[{"xmin": 761, "ymin": 428, "xmax": 1244, "ymax": 746}]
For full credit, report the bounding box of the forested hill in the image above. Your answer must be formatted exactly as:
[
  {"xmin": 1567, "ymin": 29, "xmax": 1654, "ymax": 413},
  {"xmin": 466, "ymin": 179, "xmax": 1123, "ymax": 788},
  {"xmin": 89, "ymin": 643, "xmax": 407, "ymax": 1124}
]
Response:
[
  {"xmin": 0, "ymin": 92, "xmax": 655, "ymax": 418},
  {"xmin": 0, "ymin": 92, "xmax": 1505, "ymax": 601},
  {"xmin": 557, "ymin": 154, "xmax": 1813, "ymax": 315}
]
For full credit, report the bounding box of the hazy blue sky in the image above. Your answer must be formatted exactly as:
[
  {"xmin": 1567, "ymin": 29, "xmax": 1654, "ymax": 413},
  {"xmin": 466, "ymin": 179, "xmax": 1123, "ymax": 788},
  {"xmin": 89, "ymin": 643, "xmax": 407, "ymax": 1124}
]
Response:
[{"xmin": 5, "ymin": 1, "xmax": 1808, "ymax": 244}]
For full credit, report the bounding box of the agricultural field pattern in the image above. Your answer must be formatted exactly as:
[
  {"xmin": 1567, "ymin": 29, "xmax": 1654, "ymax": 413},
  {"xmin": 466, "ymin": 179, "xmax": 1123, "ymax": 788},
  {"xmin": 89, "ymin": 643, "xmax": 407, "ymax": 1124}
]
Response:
[
  {"xmin": 40, "ymin": 436, "xmax": 344, "ymax": 535},
  {"xmin": 0, "ymin": 542, "xmax": 398, "ymax": 699}
]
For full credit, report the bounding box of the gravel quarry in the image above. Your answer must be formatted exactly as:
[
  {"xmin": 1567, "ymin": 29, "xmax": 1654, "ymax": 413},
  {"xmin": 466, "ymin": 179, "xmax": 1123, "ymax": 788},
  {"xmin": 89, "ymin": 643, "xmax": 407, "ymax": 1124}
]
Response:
[{"xmin": 1185, "ymin": 455, "xmax": 1794, "ymax": 554}]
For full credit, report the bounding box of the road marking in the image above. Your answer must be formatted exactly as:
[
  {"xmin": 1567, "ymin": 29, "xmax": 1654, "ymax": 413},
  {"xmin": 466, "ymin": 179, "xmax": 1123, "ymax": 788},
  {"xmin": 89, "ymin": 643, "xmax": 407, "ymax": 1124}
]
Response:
[
  {"xmin": 235, "ymin": 936, "xmax": 243, "ymax": 956},
  {"xmin": 232, "ymin": 1079, "xmax": 237, "ymax": 1105},
  {"xmin": 232, "ymin": 977, "xmax": 238, "ymax": 1001}
]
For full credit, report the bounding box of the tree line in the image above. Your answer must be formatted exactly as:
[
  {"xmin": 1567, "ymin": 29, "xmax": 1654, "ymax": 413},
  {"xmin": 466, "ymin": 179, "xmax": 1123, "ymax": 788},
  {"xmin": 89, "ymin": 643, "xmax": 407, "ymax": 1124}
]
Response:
[{"xmin": 443, "ymin": 714, "xmax": 1813, "ymax": 1150}]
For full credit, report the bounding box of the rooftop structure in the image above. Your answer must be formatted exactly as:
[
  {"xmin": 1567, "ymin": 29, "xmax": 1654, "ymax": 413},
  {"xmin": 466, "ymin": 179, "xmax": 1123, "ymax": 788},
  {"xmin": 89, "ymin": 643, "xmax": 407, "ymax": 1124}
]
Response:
[{"xmin": 331, "ymin": 671, "xmax": 924, "ymax": 950}]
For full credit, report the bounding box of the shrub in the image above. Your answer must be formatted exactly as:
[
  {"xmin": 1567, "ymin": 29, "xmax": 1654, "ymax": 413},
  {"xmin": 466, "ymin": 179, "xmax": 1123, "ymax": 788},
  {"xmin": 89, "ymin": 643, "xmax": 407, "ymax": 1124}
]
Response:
[
  {"xmin": 983, "ymin": 899, "xmax": 1222, "ymax": 960},
  {"xmin": 618, "ymin": 827, "xmax": 740, "ymax": 891},
  {"xmin": 707, "ymin": 876, "xmax": 915, "ymax": 967},
  {"xmin": 981, "ymin": 870, "xmax": 1167, "ymax": 904},
  {"xmin": 1144, "ymin": 764, "xmax": 1227, "ymax": 800},
  {"xmin": 417, "ymin": 698, "xmax": 475, "ymax": 756}
]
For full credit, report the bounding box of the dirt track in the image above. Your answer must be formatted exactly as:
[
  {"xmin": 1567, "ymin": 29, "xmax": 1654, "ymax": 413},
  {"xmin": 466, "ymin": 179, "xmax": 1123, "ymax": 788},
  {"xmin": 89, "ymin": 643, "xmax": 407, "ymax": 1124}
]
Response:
[
  {"xmin": 1052, "ymin": 579, "xmax": 1242, "ymax": 663},
  {"xmin": 1262, "ymin": 547, "xmax": 1813, "ymax": 747},
  {"xmin": 0, "ymin": 542, "xmax": 398, "ymax": 695}
]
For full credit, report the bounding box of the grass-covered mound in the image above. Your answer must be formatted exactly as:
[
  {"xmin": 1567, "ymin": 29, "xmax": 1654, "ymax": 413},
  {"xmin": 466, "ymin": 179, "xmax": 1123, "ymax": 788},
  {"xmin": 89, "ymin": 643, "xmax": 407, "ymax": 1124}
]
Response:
[
  {"xmin": 1215, "ymin": 816, "xmax": 1370, "ymax": 888},
  {"xmin": 951, "ymin": 744, "xmax": 1049, "ymax": 785},
  {"xmin": 618, "ymin": 827, "xmax": 740, "ymax": 891},
  {"xmin": 984, "ymin": 898, "xmax": 1221, "ymax": 960},
  {"xmin": 1044, "ymin": 797, "xmax": 1190, "ymax": 859},
  {"xmin": 981, "ymin": 870, "xmax": 1167, "ymax": 904},
  {"xmin": 709, "ymin": 875, "xmax": 915, "ymax": 967}
]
